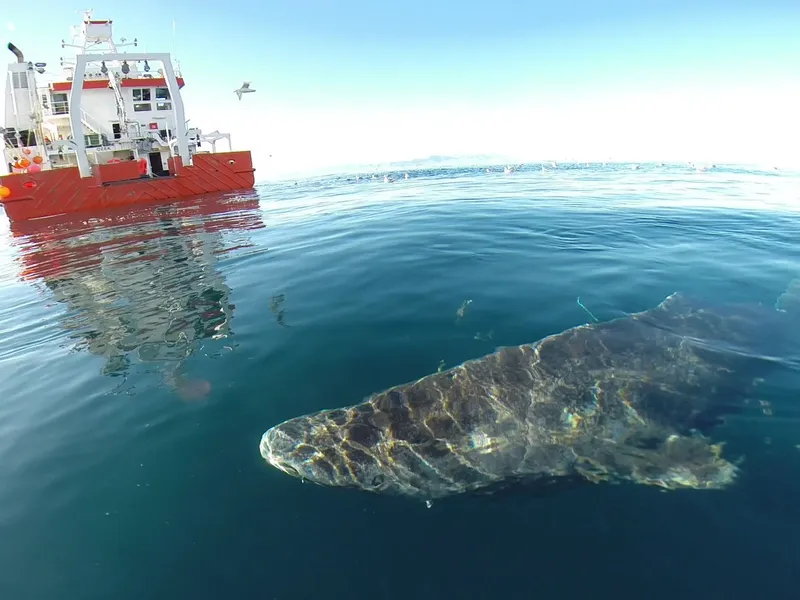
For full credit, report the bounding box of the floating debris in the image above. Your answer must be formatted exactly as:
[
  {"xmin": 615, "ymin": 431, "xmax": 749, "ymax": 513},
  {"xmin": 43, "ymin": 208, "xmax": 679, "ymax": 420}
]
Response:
[
  {"xmin": 437, "ymin": 360, "xmax": 446, "ymax": 372},
  {"xmin": 456, "ymin": 299, "xmax": 472, "ymax": 322}
]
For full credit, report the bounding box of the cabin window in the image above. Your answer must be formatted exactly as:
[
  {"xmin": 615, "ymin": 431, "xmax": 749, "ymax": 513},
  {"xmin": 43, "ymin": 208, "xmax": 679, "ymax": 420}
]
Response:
[
  {"xmin": 132, "ymin": 88, "xmax": 151, "ymax": 102},
  {"xmin": 133, "ymin": 103, "xmax": 152, "ymax": 112},
  {"xmin": 51, "ymin": 93, "xmax": 69, "ymax": 115},
  {"xmin": 84, "ymin": 133, "xmax": 103, "ymax": 148},
  {"xmin": 155, "ymin": 87, "xmax": 172, "ymax": 110},
  {"xmin": 12, "ymin": 72, "xmax": 29, "ymax": 89}
]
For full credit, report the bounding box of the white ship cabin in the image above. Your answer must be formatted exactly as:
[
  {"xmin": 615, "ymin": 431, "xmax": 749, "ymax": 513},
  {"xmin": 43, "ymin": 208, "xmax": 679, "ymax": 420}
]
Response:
[{"xmin": 2, "ymin": 14, "xmax": 229, "ymax": 177}]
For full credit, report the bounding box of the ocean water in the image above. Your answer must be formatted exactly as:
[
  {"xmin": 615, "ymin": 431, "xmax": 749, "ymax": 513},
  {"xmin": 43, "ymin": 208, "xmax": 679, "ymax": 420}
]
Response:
[{"xmin": 0, "ymin": 163, "xmax": 799, "ymax": 600}]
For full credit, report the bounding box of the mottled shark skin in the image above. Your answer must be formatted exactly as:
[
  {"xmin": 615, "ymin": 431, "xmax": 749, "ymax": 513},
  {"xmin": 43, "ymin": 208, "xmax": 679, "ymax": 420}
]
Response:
[{"xmin": 260, "ymin": 291, "xmax": 797, "ymax": 501}]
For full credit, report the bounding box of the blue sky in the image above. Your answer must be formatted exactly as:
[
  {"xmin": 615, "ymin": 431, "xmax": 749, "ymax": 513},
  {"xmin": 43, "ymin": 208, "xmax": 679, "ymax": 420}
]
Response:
[{"xmin": 3, "ymin": 1, "xmax": 800, "ymax": 177}]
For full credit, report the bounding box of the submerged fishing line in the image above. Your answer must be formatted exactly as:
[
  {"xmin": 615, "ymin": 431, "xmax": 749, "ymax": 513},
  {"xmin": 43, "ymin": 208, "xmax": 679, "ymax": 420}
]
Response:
[{"xmin": 576, "ymin": 297, "xmax": 599, "ymax": 322}]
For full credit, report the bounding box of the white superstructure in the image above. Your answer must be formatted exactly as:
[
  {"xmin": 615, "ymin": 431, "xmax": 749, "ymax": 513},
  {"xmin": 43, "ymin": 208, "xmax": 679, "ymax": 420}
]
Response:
[{"xmin": 2, "ymin": 11, "xmax": 231, "ymax": 177}]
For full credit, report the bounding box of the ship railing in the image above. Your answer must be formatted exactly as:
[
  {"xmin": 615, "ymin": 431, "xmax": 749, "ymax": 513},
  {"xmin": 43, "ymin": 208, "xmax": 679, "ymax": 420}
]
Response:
[
  {"xmin": 80, "ymin": 109, "xmax": 111, "ymax": 137},
  {"xmin": 43, "ymin": 100, "xmax": 70, "ymax": 116},
  {"xmin": 147, "ymin": 131, "xmax": 169, "ymax": 147}
]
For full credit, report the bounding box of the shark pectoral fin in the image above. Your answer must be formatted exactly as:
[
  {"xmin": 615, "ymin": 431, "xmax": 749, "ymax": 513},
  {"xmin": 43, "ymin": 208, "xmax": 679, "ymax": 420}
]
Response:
[
  {"xmin": 776, "ymin": 278, "xmax": 800, "ymax": 314},
  {"xmin": 630, "ymin": 433, "xmax": 738, "ymax": 490},
  {"xmin": 573, "ymin": 431, "xmax": 738, "ymax": 490}
]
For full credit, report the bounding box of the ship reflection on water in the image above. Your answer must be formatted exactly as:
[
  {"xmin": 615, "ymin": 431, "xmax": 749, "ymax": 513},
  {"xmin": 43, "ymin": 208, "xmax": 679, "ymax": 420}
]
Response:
[{"xmin": 9, "ymin": 192, "xmax": 265, "ymax": 398}]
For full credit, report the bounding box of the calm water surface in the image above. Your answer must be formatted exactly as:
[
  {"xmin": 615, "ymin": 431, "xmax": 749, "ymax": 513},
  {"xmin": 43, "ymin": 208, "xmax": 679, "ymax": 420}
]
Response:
[{"xmin": 1, "ymin": 164, "xmax": 799, "ymax": 600}]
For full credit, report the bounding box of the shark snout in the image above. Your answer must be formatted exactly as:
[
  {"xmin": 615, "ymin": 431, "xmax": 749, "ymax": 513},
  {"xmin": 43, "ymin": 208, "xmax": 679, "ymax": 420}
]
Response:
[{"xmin": 259, "ymin": 427, "xmax": 301, "ymax": 477}]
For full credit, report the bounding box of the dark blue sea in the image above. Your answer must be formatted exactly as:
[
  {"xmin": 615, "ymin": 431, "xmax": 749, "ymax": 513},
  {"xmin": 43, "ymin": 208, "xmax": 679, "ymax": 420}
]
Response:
[{"xmin": 1, "ymin": 163, "xmax": 799, "ymax": 600}]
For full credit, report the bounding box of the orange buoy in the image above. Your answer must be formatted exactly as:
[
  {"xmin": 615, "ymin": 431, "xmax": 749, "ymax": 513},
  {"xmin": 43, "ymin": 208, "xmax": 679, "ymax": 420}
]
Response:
[
  {"xmin": 23, "ymin": 148, "xmax": 31, "ymax": 155},
  {"xmin": 19, "ymin": 158, "xmax": 31, "ymax": 168},
  {"xmin": 0, "ymin": 186, "xmax": 10, "ymax": 199},
  {"xmin": 32, "ymin": 155, "xmax": 43, "ymax": 164}
]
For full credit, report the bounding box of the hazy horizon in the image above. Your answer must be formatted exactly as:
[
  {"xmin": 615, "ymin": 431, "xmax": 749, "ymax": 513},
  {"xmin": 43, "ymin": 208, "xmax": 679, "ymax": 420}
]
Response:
[
  {"xmin": 3, "ymin": 1, "xmax": 800, "ymax": 179},
  {"xmin": 255, "ymin": 156, "xmax": 798, "ymax": 183}
]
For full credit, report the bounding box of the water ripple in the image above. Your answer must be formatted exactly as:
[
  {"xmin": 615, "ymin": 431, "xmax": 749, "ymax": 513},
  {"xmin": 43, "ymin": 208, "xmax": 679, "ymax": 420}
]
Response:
[{"xmin": 1, "ymin": 163, "xmax": 799, "ymax": 600}]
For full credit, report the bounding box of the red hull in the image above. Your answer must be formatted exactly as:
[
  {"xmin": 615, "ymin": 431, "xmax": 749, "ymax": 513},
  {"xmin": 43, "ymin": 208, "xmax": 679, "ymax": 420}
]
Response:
[{"xmin": 0, "ymin": 150, "xmax": 255, "ymax": 221}]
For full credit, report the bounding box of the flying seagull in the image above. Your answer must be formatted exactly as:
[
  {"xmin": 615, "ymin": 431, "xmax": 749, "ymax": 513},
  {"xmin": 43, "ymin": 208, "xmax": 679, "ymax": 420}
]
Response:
[{"xmin": 234, "ymin": 81, "xmax": 255, "ymax": 100}]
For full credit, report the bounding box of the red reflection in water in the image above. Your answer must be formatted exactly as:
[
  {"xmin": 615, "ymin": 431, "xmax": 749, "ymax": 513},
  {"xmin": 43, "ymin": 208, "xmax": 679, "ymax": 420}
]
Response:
[{"xmin": 174, "ymin": 378, "xmax": 213, "ymax": 402}]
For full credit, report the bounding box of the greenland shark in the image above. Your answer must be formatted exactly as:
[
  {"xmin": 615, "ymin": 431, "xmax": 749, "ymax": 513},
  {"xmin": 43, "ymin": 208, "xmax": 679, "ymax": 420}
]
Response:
[{"xmin": 260, "ymin": 287, "xmax": 799, "ymax": 501}]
